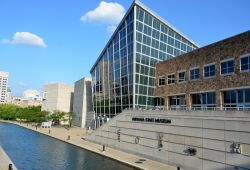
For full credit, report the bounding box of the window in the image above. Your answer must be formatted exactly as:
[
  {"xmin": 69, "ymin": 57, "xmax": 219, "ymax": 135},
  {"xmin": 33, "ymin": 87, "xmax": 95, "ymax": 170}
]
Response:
[
  {"xmin": 204, "ymin": 64, "xmax": 215, "ymax": 78},
  {"xmin": 192, "ymin": 92, "xmax": 216, "ymax": 108},
  {"xmin": 178, "ymin": 71, "xmax": 186, "ymax": 83},
  {"xmin": 190, "ymin": 68, "xmax": 199, "ymax": 80},
  {"xmin": 170, "ymin": 95, "xmax": 186, "ymax": 108},
  {"xmin": 224, "ymin": 89, "xmax": 250, "ymax": 108},
  {"xmin": 167, "ymin": 74, "xmax": 175, "ymax": 84},
  {"xmin": 158, "ymin": 77, "xmax": 165, "ymax": 86},
  {"xmin": 241, "ymin": 55, "xmax": 250, "ymax": 71},
  {"xmin": 221, "ymin": 59, "xmax": 234, "ymax": 75}
]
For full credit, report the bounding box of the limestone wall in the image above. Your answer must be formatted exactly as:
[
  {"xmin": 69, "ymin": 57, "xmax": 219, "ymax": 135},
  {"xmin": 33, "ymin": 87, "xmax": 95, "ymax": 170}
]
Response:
[{"xmin": 86, "ymin": 109, "xmax": 250, "ymax": 170}]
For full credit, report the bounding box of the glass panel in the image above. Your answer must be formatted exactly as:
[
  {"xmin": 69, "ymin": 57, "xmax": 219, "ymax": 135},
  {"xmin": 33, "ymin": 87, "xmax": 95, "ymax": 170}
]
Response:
[
  {"xmin": 238, "ymin": 90, "xmax": 244, "ymax": 103},
  {"xmin": 241, "ymin": 56, "xmax": 249, "ymax": 71},
  {"xmin": 178, "ymin": 72, "xmax": 186, "ymax": 82},
  {"xmin": 159, "ymin": 77, "xmax": 165, "ymax": 86},
  {"xmin": 245, "ymin": 89, "xmax": 250, "ymax": 103}
]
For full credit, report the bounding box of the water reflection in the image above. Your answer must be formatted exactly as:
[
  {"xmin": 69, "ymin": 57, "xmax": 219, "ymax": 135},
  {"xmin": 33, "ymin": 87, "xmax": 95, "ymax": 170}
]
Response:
[{"xmin": 0, "ymin": 122, "xmax": 136, "ymax": 170}]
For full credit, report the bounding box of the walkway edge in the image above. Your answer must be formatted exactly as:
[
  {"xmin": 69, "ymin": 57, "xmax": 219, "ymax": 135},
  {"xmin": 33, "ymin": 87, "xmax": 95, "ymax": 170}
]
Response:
[
  {"xmin": 0, "ymin": 145, "xmax": 18, "ymax": 170},
  {"xmin": 0, "ymin": 120, "xmax": 175, "ymax": 170}
]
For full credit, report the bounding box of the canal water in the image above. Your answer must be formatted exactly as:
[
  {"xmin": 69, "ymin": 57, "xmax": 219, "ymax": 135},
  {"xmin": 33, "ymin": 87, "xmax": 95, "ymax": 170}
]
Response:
[{"xmin": 0, "ymin": 122, "xmax": 137, "ymax": 170}]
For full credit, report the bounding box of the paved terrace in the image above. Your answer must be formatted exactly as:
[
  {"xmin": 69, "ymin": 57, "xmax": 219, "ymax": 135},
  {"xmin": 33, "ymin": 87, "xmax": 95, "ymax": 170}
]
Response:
[{"xmin": 0, "ymin": 120, "xmax": 176, "ymax": 170}]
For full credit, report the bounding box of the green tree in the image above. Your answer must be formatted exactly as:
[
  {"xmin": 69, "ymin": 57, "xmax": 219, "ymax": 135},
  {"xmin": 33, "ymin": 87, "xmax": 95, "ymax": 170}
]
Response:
[{"xmin": 49, "ymin": 110, "xmax": 66, "ymax": 125}]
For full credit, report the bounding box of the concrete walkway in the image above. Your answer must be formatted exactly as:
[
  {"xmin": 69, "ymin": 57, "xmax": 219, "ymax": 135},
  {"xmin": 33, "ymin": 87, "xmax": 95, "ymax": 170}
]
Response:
[
  {"xmin": 0, "ymin": 146, "xmax": 17, "ymax": 170},
  {"xmin": 2, "ymin": 121, "xmax": 176, "ymax": 170}
]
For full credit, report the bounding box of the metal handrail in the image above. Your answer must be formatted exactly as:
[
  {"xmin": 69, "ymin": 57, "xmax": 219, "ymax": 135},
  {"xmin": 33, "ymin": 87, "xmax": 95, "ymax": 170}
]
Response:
[{"xmin": 131, "ymin": 106, "xmax": 250, "ymax": 111}]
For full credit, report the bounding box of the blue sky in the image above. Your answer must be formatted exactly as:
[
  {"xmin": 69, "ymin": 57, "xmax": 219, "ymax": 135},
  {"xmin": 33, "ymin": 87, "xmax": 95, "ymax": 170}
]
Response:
[{"xmin": 0, "ymin": 0, "xmax": 249, "ymax": 96}]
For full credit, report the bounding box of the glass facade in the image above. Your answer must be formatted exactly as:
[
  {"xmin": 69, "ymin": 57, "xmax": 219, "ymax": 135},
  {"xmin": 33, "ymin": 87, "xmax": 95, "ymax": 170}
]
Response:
[
  {"xmin": 91, "ymin": 2, "xmax": 198, "ymax": 119},
  {"xmin": 91, "ymin": 10, "xmax": 134, "ymax": 118}
]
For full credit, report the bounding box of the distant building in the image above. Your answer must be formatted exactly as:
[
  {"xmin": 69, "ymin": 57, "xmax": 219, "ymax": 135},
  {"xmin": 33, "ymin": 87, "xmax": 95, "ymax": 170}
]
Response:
[
  {"xmin": 6, "ymin": 87, "xmax": 12, "ymax": 103},
  {"xmin": 11, "ymin": 96, "xmax": 23, "ymax": 106},
  {"xmin": 23, "ymin": 89, "xmax": 42, "ymax": 101},
  {"xmin": 155, "ymin": 31, "xmax": 250, "ymax": 109},
  {"xmin": 72, "ymin": 77, "xmax": 94, "ymax": 128},
  {"xmin": 0, "ymin": 72, "xmax": 9, "ymax": 103},
  {"xmin": 41, "ymin": 83, "xmax": 74, "ymax": 113}
]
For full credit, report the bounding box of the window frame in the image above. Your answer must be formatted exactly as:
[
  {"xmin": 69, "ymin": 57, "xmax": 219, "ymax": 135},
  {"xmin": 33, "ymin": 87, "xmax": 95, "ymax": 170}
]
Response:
[
  {"xmin": 178, "ymin": 70, "xmax": 186, "ymax": 83},
  {"xmin": 191, "ymin": 91, "xmax": 216, "ymax": 108},
  {"xmin": 189, "ymin": 67, "xmax": 200, "ymax": 81},
  {"xmin": 167, "ymin": 73, "xmax": 175, "ymax": 85},
  {"xmin": 240, "ymin": 54, "xmax": 250, "ymax": 72},
  {"xmin": 220, "ymin": 58, "xmax": 235, "ymax": 76},
  {"xmin": 203, "ymin": 63, "xmax": 216, "ymax": 78},
  {"xmin": 158, "ymin": 76, "xmax": 166, "ymax": 86}
]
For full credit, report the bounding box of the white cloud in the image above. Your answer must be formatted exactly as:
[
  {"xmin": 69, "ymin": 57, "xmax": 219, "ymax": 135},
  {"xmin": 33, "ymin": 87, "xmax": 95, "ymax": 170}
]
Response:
[
  {"xmin": 106, "ymin": 25, "xmax": 117, "ymax": 33},
  {"xmin": 18, "ymin": 82, "xmax": 27, "ymax": 86},
  {"xmin": 80, "ymin": 1, "xmax": 125, "ymax": 25},
  {"xmin": 1, "ymin": 32, "xmax": 47, "ymax": 48}
]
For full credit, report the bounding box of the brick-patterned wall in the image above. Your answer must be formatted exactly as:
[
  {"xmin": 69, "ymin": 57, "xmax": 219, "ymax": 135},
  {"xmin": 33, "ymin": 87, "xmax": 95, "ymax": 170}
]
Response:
[{"xmin": 155, "ymin": 31, "xmax": 250, "ymax": 108}]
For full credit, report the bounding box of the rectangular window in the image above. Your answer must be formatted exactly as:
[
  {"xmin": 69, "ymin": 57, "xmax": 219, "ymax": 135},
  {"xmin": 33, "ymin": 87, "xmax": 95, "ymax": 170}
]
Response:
[
  {"xmin": 224, "ymin": 90, "xmax": 237, "ymax": 107},
  {"xmin": 241, "ymin": 55, "xmax": 250, "ymax": 71},
  {"xmin": 192, "ymin": 92, "xmax": 216, "ymax": 108},
  {"xmin": 170, "ymin": 95, "xmax": 186, "ymax": 108},
  {"xmin": 158, "ymin": 77, "xmax": 165, "ymax": 86},
  {"xmin": 204, "ymin": 64, "xmax": 215, "ymax": 78},
  {"xmin": 221, "ymin": 59, "xmax": 234, "ymax": 75},
  {"xmin": 190, "ymin": 68, "xmax": 199, "ymax": 80},
  {"xmin": 178, "ymin": 71, "xmax": 186, "ymax": 83},
  {"xmin": 167, "ymin": 74, "xmax": 175, "ymax": 84},
  {"xmin": 224, "ymin": 89, "xmax": 250, "ymax": 108}
]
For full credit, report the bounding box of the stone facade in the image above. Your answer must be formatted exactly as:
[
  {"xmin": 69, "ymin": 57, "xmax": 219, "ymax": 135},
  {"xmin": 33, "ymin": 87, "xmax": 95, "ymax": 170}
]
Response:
[
  {"xmin": 42, "ymin": 83, "xmax": 74, "ymax": 113},
  {"xmin": 72, "ymin": 77, "xmax": 94, "ymax": 128},
  {"xmin": 155, "ymin": 31, "xmax": 250, "ymax": 108},
  {"xmin": 86, "ymin": 109, "xmax": 250, "ymax": 170}
]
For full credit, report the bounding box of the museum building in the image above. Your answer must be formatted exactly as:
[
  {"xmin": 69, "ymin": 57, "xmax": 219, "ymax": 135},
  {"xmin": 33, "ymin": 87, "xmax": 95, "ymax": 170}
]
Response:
[{"xmin": 155, "ymin": 30, "xmax": 250, "ymax": 110}]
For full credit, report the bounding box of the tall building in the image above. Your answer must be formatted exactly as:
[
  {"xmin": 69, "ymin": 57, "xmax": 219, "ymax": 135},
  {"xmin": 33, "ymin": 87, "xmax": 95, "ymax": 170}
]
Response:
[
  {"xmin": 72, "ymin": 77, "xmax": 94, "ymax": 128},
  {"xmin": 90, "ymin": 0, "xmax": 199, "ymax": 118},
  {"xmin": 0, "ymin": 72, "xmax": 9, "ymax": 103},
  {"xmin": 41, "ymin": 83, "xmax": 74, "ymax": 113}
]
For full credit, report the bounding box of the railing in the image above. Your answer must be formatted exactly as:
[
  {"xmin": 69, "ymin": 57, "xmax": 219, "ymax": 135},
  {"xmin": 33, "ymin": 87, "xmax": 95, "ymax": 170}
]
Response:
[{"xmin": 129, "ymin": 106, "xmax": 250, "ymax": 111}]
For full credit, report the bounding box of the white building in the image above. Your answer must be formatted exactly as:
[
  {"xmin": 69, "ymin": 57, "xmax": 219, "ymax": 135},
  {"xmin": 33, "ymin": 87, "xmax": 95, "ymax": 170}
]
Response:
[
  {"xmin": 0, "ymin": 72, "xmax": 9, "ymax": 103},
  {"xmin": 72, "ymin": 77, "xmax": 94, "ymax": 128},
  {"xmin": 23, "ymin": 89, "xmax": 42, "ymax": 101},
  {"xmin": 42, "ymin": 83, "xmax": 74, "ymax": 113},
  {"xmin": 6, "ymin": 87, "xmax": 12, "ymax": 103}
]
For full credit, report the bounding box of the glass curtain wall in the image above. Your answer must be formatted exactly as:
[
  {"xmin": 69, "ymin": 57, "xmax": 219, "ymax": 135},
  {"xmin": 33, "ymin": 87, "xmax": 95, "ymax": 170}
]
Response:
[
  {"xmin": 134, "ymin": 6, "xmax": 196, "ymax": 108},
  {"xmin": 91, "ymin": 3, "xmax": 198, "ymax": 119},
  {"xmin": 91, "ymin": 10, "xmax": 134, "ymax": 118}
]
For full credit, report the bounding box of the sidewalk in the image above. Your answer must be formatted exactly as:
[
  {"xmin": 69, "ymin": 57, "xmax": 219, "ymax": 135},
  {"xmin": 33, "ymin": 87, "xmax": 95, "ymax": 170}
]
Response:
[
  {"xmin": 0, "ymin": 146, "xmax": 18, "ymax": 170},
  {"xmin": 4, "ymin": 121, "xmax": 176, "ymax": 170}
]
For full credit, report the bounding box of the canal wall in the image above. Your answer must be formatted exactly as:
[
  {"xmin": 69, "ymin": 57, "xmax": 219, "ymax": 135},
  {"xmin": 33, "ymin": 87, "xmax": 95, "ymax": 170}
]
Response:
[
  {"xmin": 85, "ymin": 109, "xmax": 250, "ymax": 170},
  {"xmin": 0, "ymin": 120, "xmax": 175, "ymax": 170},
  {"xmin": 0, "ymin": 146, "xmax": 17, "ymax": 170}
]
